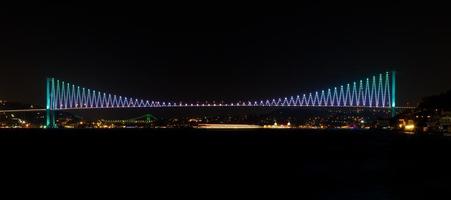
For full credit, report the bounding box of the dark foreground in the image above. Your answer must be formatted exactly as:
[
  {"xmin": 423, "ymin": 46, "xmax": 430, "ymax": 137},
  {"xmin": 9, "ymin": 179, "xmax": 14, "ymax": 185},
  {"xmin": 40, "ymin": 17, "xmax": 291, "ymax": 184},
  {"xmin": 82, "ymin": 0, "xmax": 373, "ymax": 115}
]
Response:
[{"xmin": 1, "ymin": 128, "xmax": 451, "ymax": 199}]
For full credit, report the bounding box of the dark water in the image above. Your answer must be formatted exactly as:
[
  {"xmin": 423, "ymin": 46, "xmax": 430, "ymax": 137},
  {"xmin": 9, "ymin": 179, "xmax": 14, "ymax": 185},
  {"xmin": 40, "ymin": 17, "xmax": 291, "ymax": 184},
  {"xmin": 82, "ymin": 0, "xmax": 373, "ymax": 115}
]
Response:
[{"xmin": 1, "ymin": 129, "xmax": 451, "ymax": 199}]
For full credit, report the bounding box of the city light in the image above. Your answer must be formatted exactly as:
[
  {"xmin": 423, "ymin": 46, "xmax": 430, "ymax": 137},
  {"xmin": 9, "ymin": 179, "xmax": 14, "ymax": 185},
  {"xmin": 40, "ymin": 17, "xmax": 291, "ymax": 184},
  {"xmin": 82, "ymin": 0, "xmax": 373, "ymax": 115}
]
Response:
[
  {"xmin": 198, "ymin": 124, "xmax": 262, "ymax": 129},
  {"xmin": 405, "ymin": 124, "xmax": 415, "ymax": 132}
]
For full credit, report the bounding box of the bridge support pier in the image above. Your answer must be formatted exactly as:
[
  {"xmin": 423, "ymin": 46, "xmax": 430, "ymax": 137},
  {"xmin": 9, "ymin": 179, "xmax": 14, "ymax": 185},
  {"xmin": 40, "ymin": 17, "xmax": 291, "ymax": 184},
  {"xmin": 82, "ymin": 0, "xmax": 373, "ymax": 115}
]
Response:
[{"xmin": 46, "ymin": 109, "xmax": 57, "ymax": 128}]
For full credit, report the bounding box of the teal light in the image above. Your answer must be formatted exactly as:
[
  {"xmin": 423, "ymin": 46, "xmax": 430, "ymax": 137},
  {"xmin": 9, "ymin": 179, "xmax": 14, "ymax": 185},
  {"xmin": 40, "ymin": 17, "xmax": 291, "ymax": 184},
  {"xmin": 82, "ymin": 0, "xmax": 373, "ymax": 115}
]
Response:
[
  {"xmin": 45, "ymin": 78, "xmax": 50, "ymax": 127},
  {"xmin": 391, "ymin": 71, "xmax": 396, "ymax": 108},
  {"xmin": 46, "ymin": 78, "xmax": 50, "ymax": 110},
  {"xmin": 391, "ymin": 71, "xmax": 397, "ymax": 117},
  {"xmin": 45, "ymin": 77, "xmax": 57, "ymax": 128}
]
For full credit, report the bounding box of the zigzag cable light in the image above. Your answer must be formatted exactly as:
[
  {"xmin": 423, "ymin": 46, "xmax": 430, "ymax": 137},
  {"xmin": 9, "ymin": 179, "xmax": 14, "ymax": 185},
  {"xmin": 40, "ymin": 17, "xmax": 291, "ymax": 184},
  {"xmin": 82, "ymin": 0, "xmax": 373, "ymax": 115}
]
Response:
[{"xmin": 46, "ymin": 71, "xmax": 396, "ymax": 110}]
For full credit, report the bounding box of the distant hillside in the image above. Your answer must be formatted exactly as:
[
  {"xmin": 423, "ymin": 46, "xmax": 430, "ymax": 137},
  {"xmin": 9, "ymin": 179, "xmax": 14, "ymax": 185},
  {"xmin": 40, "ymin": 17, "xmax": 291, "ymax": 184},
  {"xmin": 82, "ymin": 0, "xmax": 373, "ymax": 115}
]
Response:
[
  {"xmin": 0, "ymin": 100, "xmax": 41, "ymax": 110},
  {"xmin": 418, "ymin": 89, "xmax": 451, "ymax": 111}
]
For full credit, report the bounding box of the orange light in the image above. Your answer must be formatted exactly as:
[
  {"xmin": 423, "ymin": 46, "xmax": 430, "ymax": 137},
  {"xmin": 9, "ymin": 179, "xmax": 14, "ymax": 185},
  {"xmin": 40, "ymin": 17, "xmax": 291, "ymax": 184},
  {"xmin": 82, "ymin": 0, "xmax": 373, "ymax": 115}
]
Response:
[{"xmin": 405, "ymin": 124, "xmax": 415, "ymax": 131}]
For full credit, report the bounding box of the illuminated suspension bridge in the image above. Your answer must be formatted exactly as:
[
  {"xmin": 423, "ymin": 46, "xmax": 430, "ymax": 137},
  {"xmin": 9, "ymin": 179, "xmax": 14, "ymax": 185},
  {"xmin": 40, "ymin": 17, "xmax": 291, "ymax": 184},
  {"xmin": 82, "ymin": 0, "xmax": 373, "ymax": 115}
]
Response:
[{"xmin": 43, "ymin": 71, "xmax": 399, "ymax": 128}]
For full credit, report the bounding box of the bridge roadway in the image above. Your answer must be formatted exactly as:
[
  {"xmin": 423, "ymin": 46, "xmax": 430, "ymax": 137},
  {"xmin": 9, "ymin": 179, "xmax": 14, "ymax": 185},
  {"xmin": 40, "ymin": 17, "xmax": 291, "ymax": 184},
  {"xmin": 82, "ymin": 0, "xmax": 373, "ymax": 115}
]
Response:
[{"xmin": 0, "ymin": 106, "xmax": 415, "ymax": 113}]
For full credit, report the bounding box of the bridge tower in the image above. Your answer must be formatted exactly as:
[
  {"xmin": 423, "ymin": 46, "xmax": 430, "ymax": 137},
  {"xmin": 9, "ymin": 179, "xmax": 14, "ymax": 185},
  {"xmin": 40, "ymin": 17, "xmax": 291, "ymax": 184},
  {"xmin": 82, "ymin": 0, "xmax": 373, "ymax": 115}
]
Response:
[
  {"xmin": 391, "ymin": 70, "xmax": 396, "ymax": 118},
  {"xmin": 46, "ymin": 78, "xmax": 57, "ymax": 128}
]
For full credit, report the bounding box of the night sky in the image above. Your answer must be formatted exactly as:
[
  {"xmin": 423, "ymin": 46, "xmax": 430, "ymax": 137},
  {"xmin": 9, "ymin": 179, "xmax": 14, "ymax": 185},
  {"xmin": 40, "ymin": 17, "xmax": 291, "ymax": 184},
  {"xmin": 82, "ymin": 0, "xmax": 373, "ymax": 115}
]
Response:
[{"xmin": 1, "ymin": 2, "xmax": 451, "ymax": 107}]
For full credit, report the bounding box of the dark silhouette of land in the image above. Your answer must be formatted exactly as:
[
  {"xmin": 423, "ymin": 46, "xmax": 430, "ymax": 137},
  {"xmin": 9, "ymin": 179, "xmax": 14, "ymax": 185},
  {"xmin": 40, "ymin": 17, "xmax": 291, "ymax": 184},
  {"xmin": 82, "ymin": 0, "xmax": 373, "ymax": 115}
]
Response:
[{"xmin": 419, "ymin": 89, "xmax": 451, "ymax": 111}]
